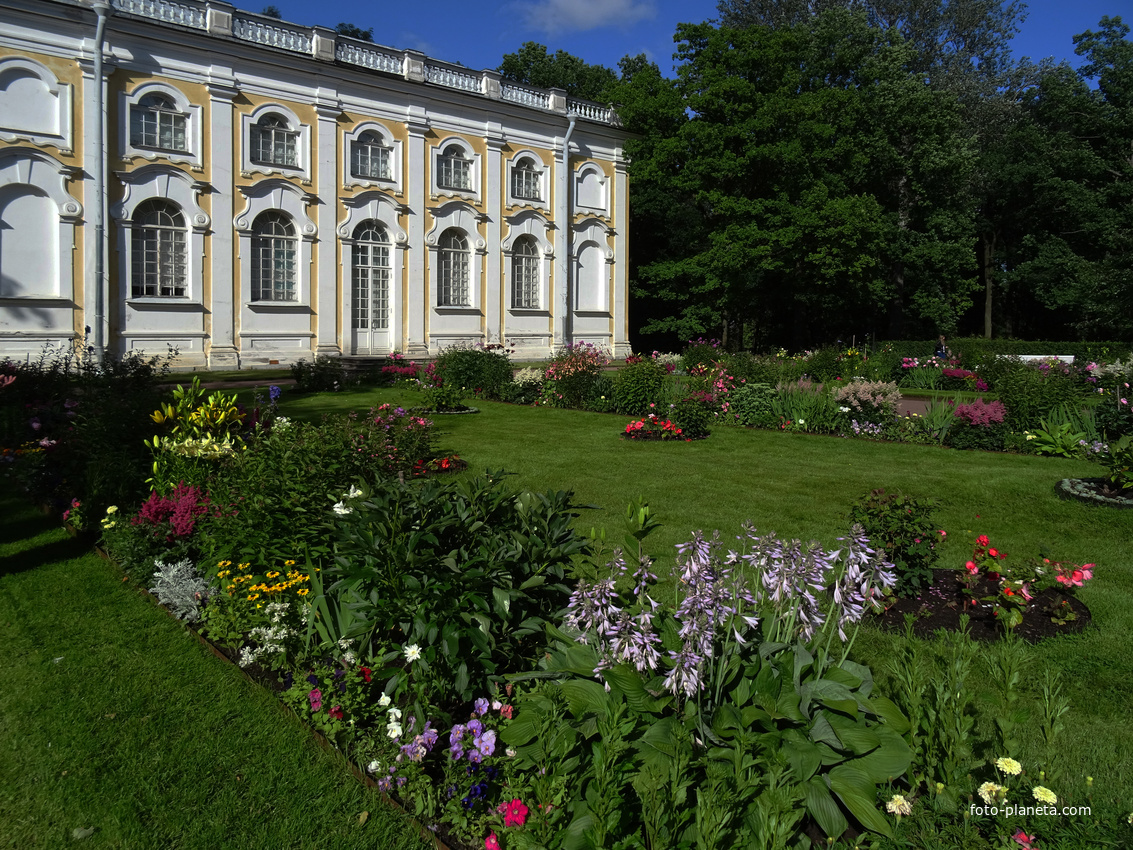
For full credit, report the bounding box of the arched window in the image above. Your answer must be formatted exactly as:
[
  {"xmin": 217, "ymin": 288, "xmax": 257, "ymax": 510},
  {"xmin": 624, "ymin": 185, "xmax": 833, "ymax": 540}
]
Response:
[
  {"xmin": 130, "ymin": 93, "xmax": 187, "ymax": 152},
  {"xmin": 438, "ymin": 229, "xmax": 469, "ymax": 306},
  {"xmin": 437, "ymin": 145, "xmax": 471, "ymax": 191},
  {"xmin": 250, "ymin": 114, "xmax": 298, "ymax": 167},
  {"xmin": 130, "ymin": 199, "xmax": 186, "ymax": 297},
  {"xmin": 511, "ymin": 157, "xmax": 541, "ymax": 201},
  {"xmin": 351, "ymin": 131, "xmax": 391, "ymax": 181},
  {"xmin": 511, "ymin": 236, "xmax": 540, "ymax": 309},
  {"xmin": 352, "ymin": 220, "xmax": 390, "ymax": 330},
  {"xmin": 251, "ymin": 211, "xmax": 296, "ymax": 301}
]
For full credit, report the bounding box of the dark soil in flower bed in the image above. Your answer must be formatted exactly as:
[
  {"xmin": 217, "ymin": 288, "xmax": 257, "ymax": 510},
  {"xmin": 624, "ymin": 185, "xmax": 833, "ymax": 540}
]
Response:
[
  {"xmin": 872, "ymin": 569, "xmax": 1091, "ymax": 643},
  {"xmin": 618, "ymin": 431, "xmax": 709, "ymax": 441},
  {"xmin": 411, "ymin": 406, "xmax": 480, "ymax": 415}
]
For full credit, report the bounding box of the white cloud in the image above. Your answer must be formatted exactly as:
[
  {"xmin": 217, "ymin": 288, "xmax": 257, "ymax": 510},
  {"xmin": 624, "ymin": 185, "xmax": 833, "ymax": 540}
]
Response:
[{"xmin": 515, "ymin": 0, "xmax": 656, "ymax": 36}]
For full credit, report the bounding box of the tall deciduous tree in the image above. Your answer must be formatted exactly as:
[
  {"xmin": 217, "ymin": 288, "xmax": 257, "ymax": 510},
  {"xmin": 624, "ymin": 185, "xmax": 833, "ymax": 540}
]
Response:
[
  {"xmin": 615, "ymin": 12, "xmax": 975, "ymax": 348},
  {"xmin": 498, "ymin": 43, "xmax": 619, "ymax": 102}
]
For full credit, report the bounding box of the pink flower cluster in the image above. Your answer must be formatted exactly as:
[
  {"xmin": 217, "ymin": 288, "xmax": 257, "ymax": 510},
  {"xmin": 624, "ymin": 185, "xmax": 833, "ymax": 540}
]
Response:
[
  {"xmin": 953, "ymin": 398, "xmax": 1006, "ymax": 427},
  {"xmin": 131, "ymin": 483, "xmax": 211, "ymax": 540}
]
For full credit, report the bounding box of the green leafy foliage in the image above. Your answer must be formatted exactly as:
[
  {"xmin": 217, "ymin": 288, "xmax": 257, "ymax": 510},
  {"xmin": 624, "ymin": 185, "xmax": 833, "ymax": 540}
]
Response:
[
  {"xmin": 327, "ymin": 473, "xmax": 588, "ymax": 703},
  {"xmin": 429, "ymin": 343, "xmax": 514, "ymax": 401},
  {"xmin": 290, "ymin": 356, "xmax": 351, "ymax": 393},
  {"xmin": 612, "ymin": 358, "xmax": 669, "ymax": 415},
  {"xmin": 727, "ymin": 382, "xmax": 779, "ymax": 428},
  {"xmin": 849, "ymin": 489, "xmax": 941, "ymax": 597}
]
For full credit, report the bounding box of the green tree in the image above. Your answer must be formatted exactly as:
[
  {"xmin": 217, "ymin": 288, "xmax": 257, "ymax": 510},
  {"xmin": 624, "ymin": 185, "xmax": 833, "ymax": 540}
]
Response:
[
  {"xmin": 617, "ymin": 12, "xmax": 975, "ymax": 348},
  {"xmin": 334, "ymin": 22, "xmax": 373, "ymax": 42},
  {"xmin": 260, "ymin": 5, "xmax": 282, "ymax": 19},
  {"xmin": 498, "ymin": 42, "xmax": 619, "ymax": 101}
]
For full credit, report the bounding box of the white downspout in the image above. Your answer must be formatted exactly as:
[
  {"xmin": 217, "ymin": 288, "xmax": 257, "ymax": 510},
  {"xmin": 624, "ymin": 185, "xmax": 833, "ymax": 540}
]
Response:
[
  {"xmin": 558, "ymin": 112, "xmax": 577, "ymax": 348},
  {"xmin": 92, "ymin": 0, "xmax": 112, "ymax": 355}
]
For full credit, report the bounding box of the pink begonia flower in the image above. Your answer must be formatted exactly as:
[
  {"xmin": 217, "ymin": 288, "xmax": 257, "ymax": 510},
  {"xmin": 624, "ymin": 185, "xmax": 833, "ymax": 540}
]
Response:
[
  {"xmin": 484, "ymin": 833, "xmax": 500, "ymax": 850},
  {"xmin": 938, "ymin": 530, "xmax": 947, "ymax": 538},
  {"xmin": 1021, "ymin": 584, "xmax": 1033, "ymax": 601},
  {"xmin": 965, "ymin": 561, "xmax": 979, "ymax": 574}
]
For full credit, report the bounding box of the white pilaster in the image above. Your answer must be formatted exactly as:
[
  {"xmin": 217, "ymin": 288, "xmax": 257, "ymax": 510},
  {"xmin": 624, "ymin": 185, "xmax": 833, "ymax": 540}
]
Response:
[
  {"xmin": 404, "ymin": 110, "xmax": 429, "ymax": 356},
  {"xmin": 314, "ymin": 96, "xmax": 342, "ymax": 357},
  {"xmin": 484, "ymin": 130, "xmax": 504, "ymax": 344},
  {"xmin": 613, "ymin": 151, "xmax": 631, "ymax": 357},
  {"xmin": 77, "ymin": 54, "xmax": 112, "ymax": 352},
  {"xmin": 206, "ymin": 77, "xmax": 240, "ymax": 368}
]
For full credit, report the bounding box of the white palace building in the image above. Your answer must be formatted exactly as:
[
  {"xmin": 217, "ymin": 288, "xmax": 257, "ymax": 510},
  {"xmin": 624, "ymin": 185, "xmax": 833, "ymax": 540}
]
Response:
[{"xmin": 0, "ymin": 0, "xmax": 632, "ymax": 367}]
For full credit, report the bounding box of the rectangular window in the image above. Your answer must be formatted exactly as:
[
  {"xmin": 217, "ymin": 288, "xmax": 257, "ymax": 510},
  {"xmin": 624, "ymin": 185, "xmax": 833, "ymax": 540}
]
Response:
[
  {"xmin": 253, "ymin": 240, "xmax": 296, "ymax": 300},
  {"xmin": 438, "ymin": 155, "xmax": 471, "ymax": 191},
  {"xmin": 131, "ymin": 108, "xmax": 187, "ymax": 152},
  {"xmin": 512, "ymin": 169, "xmax": 540, "ymax": 201},
  {"xmin": 513, "ymin": 255, "xmax": 539, "ymax": 309},
  {"xmin": 131, "ymin": 229, "xmax": 186, "ymax": 297},
  {"xmin": 351, "ymin": 142, "xmax": 390, "ymax": 180},
  {"xmin": 251, "ymin": 126, "xmax": 298, "ymax": 167},
  {"xmin": 439, "ymin": 253, "xmax": 469, "ymax": 306}
]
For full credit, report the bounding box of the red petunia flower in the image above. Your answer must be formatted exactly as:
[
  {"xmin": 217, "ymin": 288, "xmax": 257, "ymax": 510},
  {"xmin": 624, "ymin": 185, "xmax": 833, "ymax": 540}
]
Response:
[
  {"xmin": 329, "ymin": 705, "xmax": 344, "ymax": 720},
  {"xmin": 503, "ymin": 798, "xmax": 529, "ymax": 827},
  {"xmin": 360, "ymin": 667, "xmax": 372, "ymax": 683}
]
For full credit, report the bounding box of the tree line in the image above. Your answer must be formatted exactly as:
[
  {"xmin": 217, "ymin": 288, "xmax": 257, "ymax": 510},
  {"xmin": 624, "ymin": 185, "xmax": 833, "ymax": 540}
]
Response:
[{"xmin": 500, "ymin": 2, "xmax": 1133, "ymax": 350}]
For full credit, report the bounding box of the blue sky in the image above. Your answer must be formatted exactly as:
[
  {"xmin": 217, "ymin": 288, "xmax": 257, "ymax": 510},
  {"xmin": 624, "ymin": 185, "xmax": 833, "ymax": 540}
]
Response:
[{"xmin": 260, "ymin": 0, "xmax": 1126, "ymax": 78}]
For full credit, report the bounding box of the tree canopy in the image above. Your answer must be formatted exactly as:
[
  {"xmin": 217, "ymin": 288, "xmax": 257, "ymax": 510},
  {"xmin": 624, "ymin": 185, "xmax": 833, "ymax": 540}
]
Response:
[{"xmin": 498, "ymin": 43, "xmax": 619, "ymax": 102}]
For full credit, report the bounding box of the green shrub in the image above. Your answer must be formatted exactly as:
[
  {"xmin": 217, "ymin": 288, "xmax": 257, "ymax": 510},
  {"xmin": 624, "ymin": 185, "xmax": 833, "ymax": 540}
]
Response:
[
  {"xmin": 291, "ymin": 356, "xmax": 350, "ymax": 393},
  {"xmin": 680, "ymin": 337, "xmax": 724, "ymax": 372},
  {"xmin": 803, "ymin": 346, "xmax": 842, "ymax": 382},
  {"xmin": 849, "ymin": 489, "xmax": 941, "ymax": 597},
  {"xmin": 994, "ymin": 363, "xmax": 1087, "ymax": 432},
  {"xmin": 669, "ymin": 395, "xmax": 712, "ymax": 439},
  {"xmin": 431, "ymin": 343, "xmax": 514, "ymax": 400},
  {"xmin": 726, "ymin": 382, "xmax": 778, "ymax": 428},
  {"xmin": 545, "ymin": 341, "xmax": 609, "ymax": 408},
  {"xmin": 612, "ymin": 358, "xmax": 668, "ymax": 415},
  {"xmin": 328, "ymin": 474, "xmax": 588, "ymax": 702},
  {"xmin": 584, "ymin": 373, "xmax": 616, "ymax": 412},
  {"xmin": 502, "ymin": 367, "xmax": 545, "ymax": 405}
]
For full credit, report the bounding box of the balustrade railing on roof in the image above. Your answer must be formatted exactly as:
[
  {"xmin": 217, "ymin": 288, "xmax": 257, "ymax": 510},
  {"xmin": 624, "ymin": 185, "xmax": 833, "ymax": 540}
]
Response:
[
  {"xmin": 501, "ymin": 84, "xmax": 550, "ymax": 110},
  {"xmin": 232, "ymin": 15, "xmax": 313, "ymax": 54},
  {"xmin": 568, "ymin": 100, "xmax": 611, "ymax": 124},
  {"xmin": 424, "ymin": 63, "xmax": 481, "ymax": 94},
  {"xmin": 112, "ymin": 0, "xmax": 206, "ymax": 29},
  {"xmin": 336, "ymin": 41, "xmax": 403, "ymax": 75}
]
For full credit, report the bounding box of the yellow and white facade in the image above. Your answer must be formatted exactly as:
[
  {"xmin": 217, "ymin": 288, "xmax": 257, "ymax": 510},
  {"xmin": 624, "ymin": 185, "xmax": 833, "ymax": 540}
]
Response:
[{"xmin": 0, "ymin": 0, "xmax": 631, "ymax": 367}]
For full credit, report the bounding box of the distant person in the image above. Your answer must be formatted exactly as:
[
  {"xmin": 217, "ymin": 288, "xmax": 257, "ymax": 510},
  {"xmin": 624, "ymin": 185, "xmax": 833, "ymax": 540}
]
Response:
[{"xmin": 934, "ymin": 335, "xmax": 950, "ymax": 359}]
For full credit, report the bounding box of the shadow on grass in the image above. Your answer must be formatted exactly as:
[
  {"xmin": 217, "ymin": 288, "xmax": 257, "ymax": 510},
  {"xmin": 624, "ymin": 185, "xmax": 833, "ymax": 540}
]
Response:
[{"xmin": 0, "ymin": 532, "xmax": 95, "ymax": 578}]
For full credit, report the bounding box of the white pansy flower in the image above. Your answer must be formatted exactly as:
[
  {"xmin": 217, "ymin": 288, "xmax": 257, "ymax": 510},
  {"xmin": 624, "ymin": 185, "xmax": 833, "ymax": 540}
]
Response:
[
  {"xmin": 386, "ymin": 722, "xmax": 403, "ymax": 739},
  {"xmin": 332, "ymin": 501, "xmax": 353, "ymax": 516},
  {"xmin": 367, "ymin": 760, "xmax": 380, "ymax": 773},
  {"xmin": 378, "ymin": 694, "xmax": 392, "ymax": 708}
]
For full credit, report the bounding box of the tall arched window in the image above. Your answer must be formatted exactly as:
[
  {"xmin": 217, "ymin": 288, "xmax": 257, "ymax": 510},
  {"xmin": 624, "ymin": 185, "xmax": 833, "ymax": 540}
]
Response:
[
  {"xmin": 130, "ymin": 93, "xmax": 187, "ymax": 152},
  {"xmin": 438, "ymin": 229, "xmax": 469, "ymax": 306},
  {"xmin": 351, "ymin": 131, "xmax": 391, "ymax": 180},
  {"xmin": 251, "ymin": 211, "xmax": 296, "ymax": 301},
  {"xmin": 511, "ymin": 157, "xmax": 541, "ymax": 201},
  {"xmin": 250, "ymin": 114, "xmax": 298, "ymax": 167},
  {"xmin": 437, "ymin": 145, "xmax": 471, "ymax": 191},
  {"xmin": 511, "ymin": 236, "xmax": 539, "ymax": 309},
  {"xmin": 130, "ymin": 199, "xmax": 186, "ymax": 297},
  {"xmin": 352, "ymin": 220, "xmax": 390, "ymax": 330}
]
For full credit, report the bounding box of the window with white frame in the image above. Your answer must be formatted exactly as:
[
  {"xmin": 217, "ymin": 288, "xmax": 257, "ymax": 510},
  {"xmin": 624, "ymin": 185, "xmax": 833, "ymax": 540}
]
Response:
[
  {"xmin": 130, "ymin": 94, "xmax": 187, "ymax": 153},
  {"xmin": 511, "ymin": 157, "xmax": 541, "ymax": 202},
  {"xmin": 130, "ymin": 199, "xmax": 186, "ymax": 297},
  {"xmin": 251, "ymin": 211, "xmax": 297, "ymax": 301},
  {"xmin": 511, "ymin": 236, "xmax": 540, "ymax": 309},
  {"xmin": 438, "ymin": 229, "xmax": 470, "ymax": 306},
  {"xmin": 351, "ymin": 132, "xmax": 391, "ymax": 181},
  {"xmin": 352, "ymin": 221, "xmax": 390, "ymax": 330},
  {"xmin": 437, "ymin": 144, "xmax": 472, "ymax": 191},
  {"xmin": 250, "ymin": 114, "xmax": 298, "ymax": 168}
]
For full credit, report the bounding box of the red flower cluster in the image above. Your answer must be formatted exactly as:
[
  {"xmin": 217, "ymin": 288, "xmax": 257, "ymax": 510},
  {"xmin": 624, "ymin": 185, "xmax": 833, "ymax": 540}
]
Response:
[{"xmin": 624, "ymin": 415, "xmax": 686, "ymax": 440}]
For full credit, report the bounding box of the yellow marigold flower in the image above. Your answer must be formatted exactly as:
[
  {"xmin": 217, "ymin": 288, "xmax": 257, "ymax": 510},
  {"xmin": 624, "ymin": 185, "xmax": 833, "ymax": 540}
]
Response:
[
  {"xmin": 217, "ymin": 559, "xmax": 231, "ymax": 568},
  {"xmin": 1032, "ymin": 786, "xmax": 1057, "ymax": 805},
  {"xmin": 284, "ymin": 559, "xmax": 296, "ymax": 566},
  {"xmin": 996, "ymin": 757, "xmax": 1022, "ymax": 776},
  {"xmin": 226, "ymin": 584, "xmax": 236, "ymax": 592},
  {"xmin": 978, "ymin": 782, "xmax": 1005, "ymax": 804},
  {"xmin": 266, "ymin": 571, "xmax": 280, "ymax": 579},
  {"xmin": 217, "ymin": 570, "xmax": 230, "ymax": 579},
  {"xmin": 296, "ymin": 588, "xmax": 309, "ymax": 596},
  {"xmin": 885, "ymin": 795, "xmax": 912, "ymax": 816},
  {"xmin": 246, "ymin": 593, "xmax": 260, "ymax": 602}
]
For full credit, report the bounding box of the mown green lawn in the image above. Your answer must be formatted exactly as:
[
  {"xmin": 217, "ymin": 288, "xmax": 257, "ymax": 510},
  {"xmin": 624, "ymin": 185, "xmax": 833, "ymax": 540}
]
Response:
[{"xmin": 5, "ymin": 384, "xmax": 1131, "ymax": 845}]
